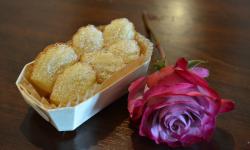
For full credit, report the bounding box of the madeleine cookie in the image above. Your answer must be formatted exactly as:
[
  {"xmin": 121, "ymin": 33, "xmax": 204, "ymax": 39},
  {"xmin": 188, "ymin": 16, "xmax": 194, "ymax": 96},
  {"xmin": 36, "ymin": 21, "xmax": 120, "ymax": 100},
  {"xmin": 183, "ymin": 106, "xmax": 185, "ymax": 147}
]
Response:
[
  {"xmin": 81, "ymin": 51, "xmax": 125, "ymax": 83},
  {"xmin": 103, "ymin": 18, "xmax": 135, "ymax": 46},
  {"xmin": 107, "ymin": 40, "xmax": 140, "ymax": 63},
  {"xmin": 72, "ymin": 25, "xmax": 103, "ymax": 55},
  {"xmin": 30, "ymin": 43, "xmax": 78, "ymax": 93},
  {"xmin": 50, "ymin": 63, "xmax": 96, "ymax": 106}
]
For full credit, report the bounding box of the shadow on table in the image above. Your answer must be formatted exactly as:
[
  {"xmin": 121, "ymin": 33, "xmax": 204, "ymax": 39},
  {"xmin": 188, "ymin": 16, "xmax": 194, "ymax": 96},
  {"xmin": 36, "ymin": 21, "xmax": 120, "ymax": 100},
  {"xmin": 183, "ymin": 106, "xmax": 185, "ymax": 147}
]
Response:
[
  {"xmin": 131, "ymin": 126, "xmax": 235, "ymax": 150},
  {"xmin": 20, "ymin": 95, "xmax": 129, "ymax": 150}
]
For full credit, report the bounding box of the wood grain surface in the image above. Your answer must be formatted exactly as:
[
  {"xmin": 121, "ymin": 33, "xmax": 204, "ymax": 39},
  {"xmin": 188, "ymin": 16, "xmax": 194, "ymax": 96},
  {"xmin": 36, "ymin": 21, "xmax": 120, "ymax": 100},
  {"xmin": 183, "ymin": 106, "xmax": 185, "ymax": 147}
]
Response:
[{"xmin": 0, "ymin": 0, "xmax": 250, "ymax": 149}]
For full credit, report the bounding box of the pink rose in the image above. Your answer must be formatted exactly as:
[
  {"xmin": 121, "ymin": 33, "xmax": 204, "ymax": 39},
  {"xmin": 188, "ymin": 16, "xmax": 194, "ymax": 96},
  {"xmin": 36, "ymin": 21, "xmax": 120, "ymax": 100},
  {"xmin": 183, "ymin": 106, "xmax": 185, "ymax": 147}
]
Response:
[{"xmin": 128, "ymin": 58, "xmax": 235, "ymax": 147}]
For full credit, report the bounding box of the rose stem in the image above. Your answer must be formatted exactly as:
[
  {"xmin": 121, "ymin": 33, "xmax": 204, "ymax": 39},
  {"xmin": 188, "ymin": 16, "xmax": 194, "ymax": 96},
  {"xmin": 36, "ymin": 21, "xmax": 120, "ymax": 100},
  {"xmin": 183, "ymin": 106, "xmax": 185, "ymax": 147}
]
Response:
[{"xmin": 142, "ymin": 11, "xmax": 168, "ymax": 65}]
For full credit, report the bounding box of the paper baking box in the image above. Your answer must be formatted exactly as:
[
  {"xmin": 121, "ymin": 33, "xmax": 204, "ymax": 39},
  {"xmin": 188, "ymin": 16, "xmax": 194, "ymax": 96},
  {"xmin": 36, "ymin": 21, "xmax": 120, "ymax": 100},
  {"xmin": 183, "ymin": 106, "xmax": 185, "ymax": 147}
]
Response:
[{"xmin": 16, "ymin": 33, "xmax": 153, "ymax": 131}]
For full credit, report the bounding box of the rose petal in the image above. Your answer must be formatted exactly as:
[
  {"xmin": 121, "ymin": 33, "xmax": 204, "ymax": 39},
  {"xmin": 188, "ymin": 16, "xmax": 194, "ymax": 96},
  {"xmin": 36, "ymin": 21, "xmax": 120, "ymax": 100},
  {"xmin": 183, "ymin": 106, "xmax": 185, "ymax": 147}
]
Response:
[
  {"xmin": 159, "ymin": 72, "xmax": 188, "ymax": 86},
  {"xmin": 142, "ymin": 84, "xmax": 219, "ymax": 116},
  {"xmin": 175, "ymin": 58, "xmax": 188, "ymax": 70},
  {"xmin": 190, "ymin": 67, "xmax": 209, "ymax": 78},
  {"xmin": 175, "ymin": 69, "xmax": 209, "ymax": 88},
  {"xmin": 128, "ymin": 98, "xmax": 145, "ymax": 121},
  {"xmin": 128, "ymin": 76, "xmax": 146, "ymax": 95},
  {"xmin": 128, "ymin": 77, "xmax": 147, "ymax": 121},
  {"xmin": 219, "ymin": 99, "xmax": 235, "ymax": 113},
  {"xmin": 146, "ymin": 66, "xmax": 174, "ymax": 88},
  {"xmin": 180, "ymin": 131, "xmax": 203, "ymax": 146},
  {"xmin": 146, "ymin": 71, "xmax": 161, "ymax": 88},
  {"xmin": 175, "ymin": 69, "xmax": 220, "ymax": 101},
  {"xmin": 143, "ymin": 83, "xmax": 194, "ymax": 101},
  {"xmin": 201, "ymin": 116, "xmax": 215, "ymax": 140}
]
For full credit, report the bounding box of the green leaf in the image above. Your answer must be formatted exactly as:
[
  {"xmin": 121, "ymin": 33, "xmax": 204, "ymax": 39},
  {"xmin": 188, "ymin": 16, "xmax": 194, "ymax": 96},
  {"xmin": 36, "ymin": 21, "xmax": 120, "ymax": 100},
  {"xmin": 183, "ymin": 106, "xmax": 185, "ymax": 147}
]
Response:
[
  {"xmin": 153, "ymin": 59, "xmax": 166, "ymax": 70},
  {"xmin": 188, "ymin": 59, "xmax": 207, "ymax": 68}
]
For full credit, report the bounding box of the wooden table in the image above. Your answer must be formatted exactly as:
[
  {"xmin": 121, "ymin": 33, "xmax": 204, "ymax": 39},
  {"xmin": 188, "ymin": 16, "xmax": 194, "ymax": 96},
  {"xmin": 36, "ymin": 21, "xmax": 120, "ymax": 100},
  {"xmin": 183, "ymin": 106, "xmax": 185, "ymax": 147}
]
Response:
[{"xmin": 1, "ymin": 0, "xmax": 250, "ymax": 149}]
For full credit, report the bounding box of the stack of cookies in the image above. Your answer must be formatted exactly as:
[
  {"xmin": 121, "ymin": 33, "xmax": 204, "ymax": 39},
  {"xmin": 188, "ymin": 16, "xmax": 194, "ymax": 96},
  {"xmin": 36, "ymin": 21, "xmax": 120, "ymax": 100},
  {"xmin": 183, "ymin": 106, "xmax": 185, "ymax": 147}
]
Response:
[{"xmin": 29, "ymin": 18, "xmax": 144, "ymax": 107}]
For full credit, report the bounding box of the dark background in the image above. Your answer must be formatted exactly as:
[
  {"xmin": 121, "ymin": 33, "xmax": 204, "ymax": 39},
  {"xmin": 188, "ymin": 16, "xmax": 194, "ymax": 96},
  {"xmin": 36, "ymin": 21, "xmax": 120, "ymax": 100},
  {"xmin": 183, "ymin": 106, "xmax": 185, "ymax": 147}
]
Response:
[{"xmin": 0, "ymin": 0, "xmax": 250, "ymax": 149}]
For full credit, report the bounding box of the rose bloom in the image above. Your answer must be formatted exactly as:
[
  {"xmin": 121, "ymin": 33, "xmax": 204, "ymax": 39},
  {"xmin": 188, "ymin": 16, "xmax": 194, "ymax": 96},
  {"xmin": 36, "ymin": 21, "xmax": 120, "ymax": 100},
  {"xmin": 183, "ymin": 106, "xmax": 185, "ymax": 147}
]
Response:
[{"xmin": 128, "ymin": 58, "xmax": 235, "ymax": 147}]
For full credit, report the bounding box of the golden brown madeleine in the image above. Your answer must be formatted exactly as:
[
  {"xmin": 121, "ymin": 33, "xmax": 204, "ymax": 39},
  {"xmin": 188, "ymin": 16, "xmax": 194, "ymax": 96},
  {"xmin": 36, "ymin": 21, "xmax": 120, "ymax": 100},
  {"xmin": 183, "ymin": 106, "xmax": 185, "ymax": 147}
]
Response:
[
  {"xmin": 107, "ymin": 40, "xmax": 140, "ymax": 64},
  {"xmin": 50, "ymin": 63, "xmax": 96, "ymax": 106},
  {"xmin": 103, "ymin": 18, "xmax": 135, "ymax": 46},
  {"xmin": 81, "ymin": 51, "xmax": 125, "ymax": 83},
  {"xmin": 72, "ymin": 25, "xmax": 103, "ymax": 55},
  {"xmin": 30, "ymin": 43, "xmax": 78, "ymax": 93}
]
